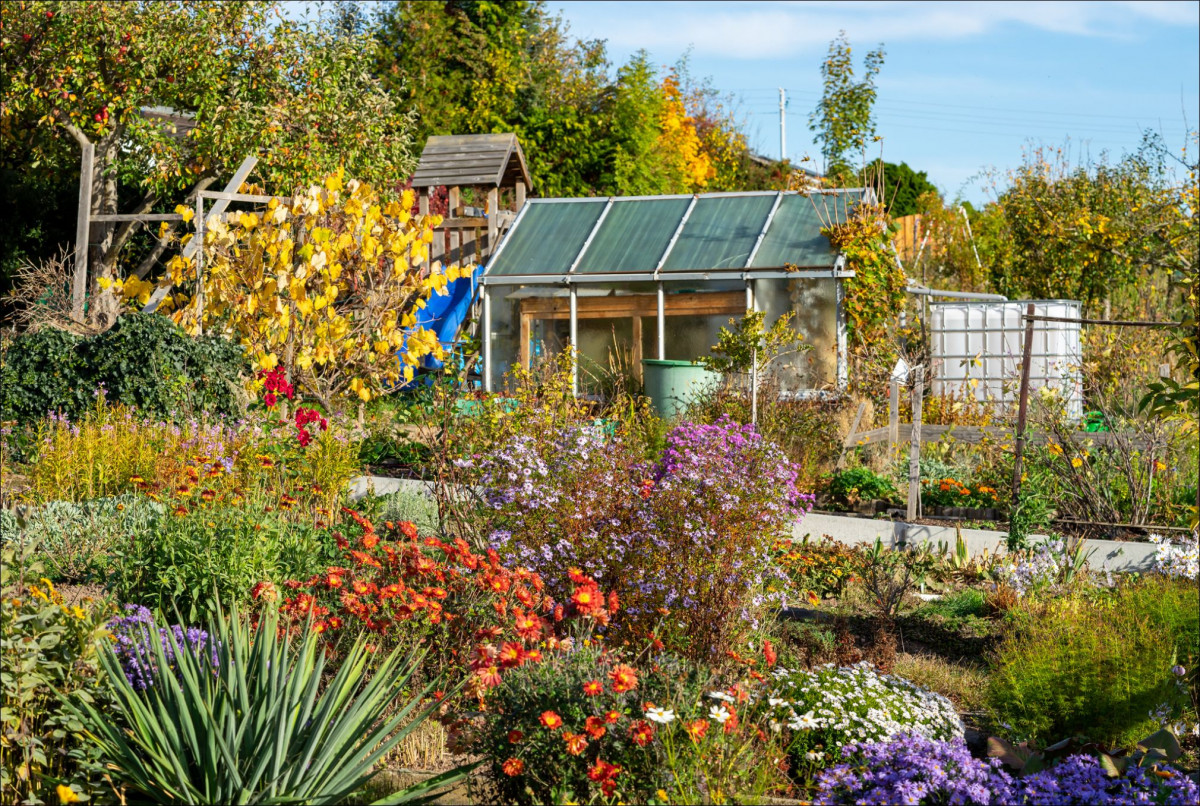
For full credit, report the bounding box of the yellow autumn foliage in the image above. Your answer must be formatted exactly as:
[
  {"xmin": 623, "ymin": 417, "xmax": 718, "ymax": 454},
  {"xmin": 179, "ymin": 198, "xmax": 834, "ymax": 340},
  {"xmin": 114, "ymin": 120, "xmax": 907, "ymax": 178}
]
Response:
[{"xmin": 167, "ymin": 169, "xmax": 474, "ymax": 406}]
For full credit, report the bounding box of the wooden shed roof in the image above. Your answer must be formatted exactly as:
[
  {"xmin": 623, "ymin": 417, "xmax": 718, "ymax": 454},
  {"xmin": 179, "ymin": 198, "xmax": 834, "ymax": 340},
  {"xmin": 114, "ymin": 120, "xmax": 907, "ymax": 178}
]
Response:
[{"xmin": 410, "ymin": 133, "xmax": 531, "ymax": 190}]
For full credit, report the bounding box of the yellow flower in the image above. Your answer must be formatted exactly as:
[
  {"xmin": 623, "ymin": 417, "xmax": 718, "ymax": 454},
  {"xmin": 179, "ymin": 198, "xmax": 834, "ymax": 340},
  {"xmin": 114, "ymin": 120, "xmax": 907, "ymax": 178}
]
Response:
[
  {"xmin": 1071, "ymin": 457, "xmax": 1084, "ymax": 468},
  {"xmin": 57, "ymin": 784, "xmax": 81, "ymax": 804}
]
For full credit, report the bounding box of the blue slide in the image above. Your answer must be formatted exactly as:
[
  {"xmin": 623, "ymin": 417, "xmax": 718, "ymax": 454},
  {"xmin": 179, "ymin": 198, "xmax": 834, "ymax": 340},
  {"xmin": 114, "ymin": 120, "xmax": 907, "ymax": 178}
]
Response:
[{"xmin": 397, "ymin": 264, "xmax": 482, "ymax": 385}]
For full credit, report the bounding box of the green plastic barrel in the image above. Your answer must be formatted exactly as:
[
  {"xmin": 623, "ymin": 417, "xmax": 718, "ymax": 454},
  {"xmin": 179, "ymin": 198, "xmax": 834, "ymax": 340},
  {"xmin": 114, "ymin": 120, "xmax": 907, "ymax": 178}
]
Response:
[{"xmin": 641, "ymin": 359, "xmax": 720, "ymax": 419}]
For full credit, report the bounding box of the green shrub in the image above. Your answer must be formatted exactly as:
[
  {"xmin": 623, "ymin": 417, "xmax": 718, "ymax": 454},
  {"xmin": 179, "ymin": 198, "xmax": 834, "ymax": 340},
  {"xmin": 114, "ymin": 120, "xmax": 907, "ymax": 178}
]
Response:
[
  {"xmin": 0, "ymin": 327, "xmax": 90, "ymax": 424},
  {"xmin": 0, "ymin": 542, "xmax": 118, "ymax": 805},
  {"xmin": 357, "ymin": 488, "xmax": 440, "ymax": 538},
  {"xmin": 920, "ymin": 588, "xmax": 987, "ymax": 621},
  {"xmin": 987, "ymin": 578, "xmax": 1193, "ymax": 747},
  {"xmin": 106, "ymin": 494, "xmax": 335, "ymax": 622},
  {"xmin": 0, "ymin": 313, "xmax": 247, "ymax": 425},
  {"xmin": 0, "ymin": 495, "xmax": 162, "ymax": 583},
  {"xmin": 822, "ymin": 467, "xmax": 899, "ymax": 509},
  {"xmin": 75, "ymin": 606, "xmax": 467, "ymax": 805}
]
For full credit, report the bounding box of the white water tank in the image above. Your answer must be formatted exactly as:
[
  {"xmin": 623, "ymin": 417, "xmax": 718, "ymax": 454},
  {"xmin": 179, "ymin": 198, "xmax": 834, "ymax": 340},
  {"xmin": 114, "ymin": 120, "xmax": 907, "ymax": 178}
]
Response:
[{"xmin": 930, "ymin": 300, "xmax": 1083, "ymax": 421}]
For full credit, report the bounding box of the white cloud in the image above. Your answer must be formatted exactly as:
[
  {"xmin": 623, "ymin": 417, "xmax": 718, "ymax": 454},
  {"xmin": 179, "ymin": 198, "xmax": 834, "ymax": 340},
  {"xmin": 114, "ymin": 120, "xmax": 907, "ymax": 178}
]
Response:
[{"xmin": 558, "ymin": 0, "xmax": 1198, "ymax": 60}]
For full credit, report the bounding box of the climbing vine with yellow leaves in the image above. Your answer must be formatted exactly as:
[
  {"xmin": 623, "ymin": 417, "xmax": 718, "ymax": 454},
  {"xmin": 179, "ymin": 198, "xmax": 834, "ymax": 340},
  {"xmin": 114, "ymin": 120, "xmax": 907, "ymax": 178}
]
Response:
[{"xmin": 118, "ymin": 170, "xmax": 469, "ymax": 408}]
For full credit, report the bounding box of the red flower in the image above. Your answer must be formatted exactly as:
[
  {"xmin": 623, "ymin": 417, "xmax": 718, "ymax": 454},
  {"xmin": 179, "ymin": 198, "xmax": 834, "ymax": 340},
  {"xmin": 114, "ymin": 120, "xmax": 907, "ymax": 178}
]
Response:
[
  {"xmin": 604, "ymin": 709, "xmax": 621, "ymax": 724},
  {"xmin": 263, "ymin": 392, "xmax": 277, "ymax": 408},
  {"xmin": 583, "ymin": 680, "xmax": 604, "ymax": 697},
  {"xmin": 475, "ymin": 665, "xmax": 502, "ymax": 688},
  {"xmin": 539, "ymin": 711, "xmax": 563, "ymax": 730},
  {"xmin": 250, "ymin": 581, "xmax": 277, "ymax": 602},
  {"xmin": 763, "ymin": 640, "xmax": 777, "ymax": 668},
  {"xmin": 563, "ymin": 732, "xmax": 588, "ymax": 756},
  {"xmin": 584, "ymin": 715, "xmax": 607, "ymax": 739},
  {"xmin": 362, "ymin": 532, "xmax": 380, "ymax": 549},
  {"xmin": 607, "ymin": 590, "xmax": 620, "ymax": 615},
  {"xmin": 608, "ymin": 664, "xmax": 638, "ymax": 693},
  {"xmin": 572, "ymin": 585, "xmax": 603, "ymax": 616},
  {"xmin": 498, "ymin": 642, "xmax": 525, "ymax": 668},
  {"xmin": 399, "ymin": 521, "xmax": 419, "ymax": 539},
  {"xmin": 628, "ymin": 720, "xmax": 654, "ymax": 746},
  {"xmin": 502, "ymin": 758, "xmax": 524, "ymax": 777},
  {"xmin": 514, "ymin": 610, "xmax": 543, "ymax": 641},
  {"xmin": 587, "ymin": 759, "xmax": 620, "ymax": 782},
  {"xmin": 685, "ymin": 720, "xmax": 708, "ymax": 741},
  {"xmin": 507, "ymin": 730, "xmax": 524, "ymax": 744}
]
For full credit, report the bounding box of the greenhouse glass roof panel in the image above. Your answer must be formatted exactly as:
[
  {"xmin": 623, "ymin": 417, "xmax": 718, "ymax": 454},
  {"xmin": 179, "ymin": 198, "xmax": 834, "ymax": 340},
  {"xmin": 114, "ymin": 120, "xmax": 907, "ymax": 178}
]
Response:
[
  {"xmin": 750, "ymin": 193, "xmax": 841, "ymax": 268},
  {"xmin": 486, "ymin": 199, "xmax": 607, "ymax": 276},
  {"xmin": 659, "ymin": 194, "xmax": 777, "ymax": 272},
  {"xmin": 574, "ymin": 197, "xmax": 692, "ymax": 274}
]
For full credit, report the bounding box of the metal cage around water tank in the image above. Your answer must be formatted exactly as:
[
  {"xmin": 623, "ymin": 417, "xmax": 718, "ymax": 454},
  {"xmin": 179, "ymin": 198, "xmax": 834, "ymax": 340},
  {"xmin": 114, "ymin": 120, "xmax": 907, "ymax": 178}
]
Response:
[{"xmin": 930, "ymin": 300, "xmax": 1084, "ymax": 421}]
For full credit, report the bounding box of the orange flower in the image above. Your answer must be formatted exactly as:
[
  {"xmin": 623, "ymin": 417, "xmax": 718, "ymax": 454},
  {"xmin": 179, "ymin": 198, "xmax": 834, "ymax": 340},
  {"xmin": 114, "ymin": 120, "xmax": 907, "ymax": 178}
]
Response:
[
  {"xmin": 514, "ymin": 610, "xmax": 542, "ymax": 640},
  {"xmin": 685, "ymin": 720, "xmax": 708, "ymax": 740},
  {"xmin": 250, "ymin": 581, "xmax": 278, "ymax": 602},
  {"xmin": 604, "ymin": 709, "xmax": 621, "ymax": 724},
  {"xmin": 524, "ymin": 648, "xmax": 543, "ymax": 663},
  {"xmin": 502, "ymin": 758, "xmax": 524, "ymax": 777},
  {"xmin": 563, "ymin": 732, "xmax": 588, "ymax": 756},
  {"xmin": 807, "ymin": 590, "xmax": 820, "ymax": 607},
  {"xmin": 583, "ymin": 680, "xmax": 604, "ymax": 696},
  {"xmin": 763, "ymin": 640, "xmax": 777, "ymax": 668},
  {"xmin": 539, "ymin": 710, "xmax": 564, "ymax": 730},
  {"xmin": 584, "ymin": 715, "xmax": 607, "ymax": 739},
  {"xmin": 508, "ymin": 729, "xmax": 524, "ymax": 744},
  {"xmin": 628, "ymin": 720, "xmax": 654, "ymax": 746},
  {"xmin": 608, "ymin": 664, "xmax": 638, "ymax": 693},
  {"xmin": 399, "ymin": 521, "xmax": 419, "ymax": 539},
  {"xmin": 362, "ymin": 532, "xmax": 379, "ymax": 549},
  {"xmin": 498, "ymin": 642, "xmax": 525, "ymax": 668}
]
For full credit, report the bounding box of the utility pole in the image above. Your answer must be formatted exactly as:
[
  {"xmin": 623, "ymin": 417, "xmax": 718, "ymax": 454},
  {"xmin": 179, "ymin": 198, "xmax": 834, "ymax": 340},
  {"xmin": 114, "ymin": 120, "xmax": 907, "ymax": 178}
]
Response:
[{"xmin": 779, "ymin": 87, "xmax": 787, "ymax": 163}]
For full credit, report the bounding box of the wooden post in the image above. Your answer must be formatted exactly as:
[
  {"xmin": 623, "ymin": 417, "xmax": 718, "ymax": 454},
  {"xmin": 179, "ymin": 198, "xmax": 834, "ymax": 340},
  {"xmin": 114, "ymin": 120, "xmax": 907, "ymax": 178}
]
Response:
[
  {"xmin": 418, "ymin": 190, "xmax": 430, "ymax": 271},
  {"xmin": 515, "ymin": 181, "xmax": 526, "ymax": 210},
  {"xmin": 631, "ymin": 315, "xmax": 643, "ymax": 383},
  {"xmin": 72, "ymin": 139, "xmax": 95, "ymax": 322},
  {"xmin": 1011, "ymin": 303, "xmax": 1037, "ymax": 507},
  {"xmin": 519, "ymin": 311, "xmax": 531, "ymax": 370},
  {"xmin": 907, "ymin": 368, "xmax": 925, "ymax": 522},
  {"xmin": 888, "ymin": 378, "xmax": 900, "ymax": 456},
  {"xmin": 486, "ymin": 187, "xmax": 499, "ymax": 257},
  {"xmin": 837, "ymin": 401, "xmax": 868, "ymax": 470},
  {"xmin": 194, "ymin": 195, "xmax": 205, "ymax": 334}
]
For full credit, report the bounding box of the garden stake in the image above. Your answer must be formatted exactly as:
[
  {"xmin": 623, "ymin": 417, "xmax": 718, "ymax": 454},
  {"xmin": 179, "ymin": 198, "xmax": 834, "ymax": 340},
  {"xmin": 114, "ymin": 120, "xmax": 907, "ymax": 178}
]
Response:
[
  {"xmin": 1011, "ymin": 303, "xmax": 1036, "ymax": 508},
  {"xmin": 907, "ymin": 367, "xmax": 924, "ymax": 521}
]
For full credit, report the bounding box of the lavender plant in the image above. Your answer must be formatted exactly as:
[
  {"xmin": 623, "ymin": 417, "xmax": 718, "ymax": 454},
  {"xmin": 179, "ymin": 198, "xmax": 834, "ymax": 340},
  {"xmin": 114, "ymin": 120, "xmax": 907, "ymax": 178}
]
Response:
[{"xmin": 107, "ymin": 604, "xmax": 219, "ymax": 690}]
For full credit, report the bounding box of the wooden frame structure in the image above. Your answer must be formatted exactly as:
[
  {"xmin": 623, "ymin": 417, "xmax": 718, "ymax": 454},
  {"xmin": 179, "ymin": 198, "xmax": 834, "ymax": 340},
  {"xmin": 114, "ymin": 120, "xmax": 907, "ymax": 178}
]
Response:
[
  {"xmin": 410, "ymin": 133, "xmax": 531, "ymax": 269},
  {"xmin": 515, "ymin": 290, "xmax": 746, "ymax": 381}
]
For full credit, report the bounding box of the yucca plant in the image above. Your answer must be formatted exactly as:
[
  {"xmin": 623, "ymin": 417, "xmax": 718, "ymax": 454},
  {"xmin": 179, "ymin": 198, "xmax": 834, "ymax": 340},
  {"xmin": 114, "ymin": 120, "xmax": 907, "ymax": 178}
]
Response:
[{"xmin": 73, "ymin": 605, "xmax": 471, "ymax": 804}]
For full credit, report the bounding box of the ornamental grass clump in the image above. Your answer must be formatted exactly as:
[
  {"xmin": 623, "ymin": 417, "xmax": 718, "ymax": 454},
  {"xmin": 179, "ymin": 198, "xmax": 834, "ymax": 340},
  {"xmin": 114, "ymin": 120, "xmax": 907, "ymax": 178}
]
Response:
[
  {"xmin": 763, "ymin": 662, "xmax": 964, "ymax": 783},
  {"xmin": 74, "ymin": 605, "xmax": 468, "ymax": 805},
  {"xmin": 475, "ymin": 416, "xmax": 811, "ymax": 660},
  {"xmin": 988, "ymin": 576, "xmax": 1194, "ymax": 747}
]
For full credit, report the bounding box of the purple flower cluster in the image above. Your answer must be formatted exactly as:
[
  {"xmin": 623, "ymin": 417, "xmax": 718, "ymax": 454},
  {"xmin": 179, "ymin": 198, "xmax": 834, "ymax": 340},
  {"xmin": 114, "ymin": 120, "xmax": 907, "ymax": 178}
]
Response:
[
  {"xmin": 815, "ymin": 734, "xmax": 1200, "ymax": 806},
  {"xmin": 474, "ymin": 417, "xmax": 813, "ymax": 638},
  {"xmin": 107, "ymin": 604, "xmax": 219, "ymax": 690}
]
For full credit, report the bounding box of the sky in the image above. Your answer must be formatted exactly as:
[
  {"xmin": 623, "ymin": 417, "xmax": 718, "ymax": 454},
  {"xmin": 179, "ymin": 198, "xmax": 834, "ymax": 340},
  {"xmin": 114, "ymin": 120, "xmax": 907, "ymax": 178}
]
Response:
[{"xmin": 545, "ymin": 0, "xmax": 1200, "ymax": 204}]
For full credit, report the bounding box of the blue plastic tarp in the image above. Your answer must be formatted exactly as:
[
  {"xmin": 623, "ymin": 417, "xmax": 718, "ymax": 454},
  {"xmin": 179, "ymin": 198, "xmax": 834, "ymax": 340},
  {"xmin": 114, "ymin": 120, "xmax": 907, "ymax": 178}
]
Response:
[{"xmin": 396, "ymin": 264, "xmax": 481, "ymax": 385}]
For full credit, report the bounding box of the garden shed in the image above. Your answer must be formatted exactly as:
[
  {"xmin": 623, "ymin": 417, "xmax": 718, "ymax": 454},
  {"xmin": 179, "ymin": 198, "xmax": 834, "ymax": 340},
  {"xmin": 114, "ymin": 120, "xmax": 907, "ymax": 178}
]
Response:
[{"xmin": 479, "ymin": 189, "xmax": 870, "ymax": 395}]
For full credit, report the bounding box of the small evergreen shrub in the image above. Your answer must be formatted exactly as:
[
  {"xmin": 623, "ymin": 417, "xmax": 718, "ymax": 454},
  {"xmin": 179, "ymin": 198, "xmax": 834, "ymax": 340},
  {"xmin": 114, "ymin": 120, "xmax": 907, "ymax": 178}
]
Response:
[{"xmin": 0, "ymin": 313, "xmax": 247, "ymax": 424}]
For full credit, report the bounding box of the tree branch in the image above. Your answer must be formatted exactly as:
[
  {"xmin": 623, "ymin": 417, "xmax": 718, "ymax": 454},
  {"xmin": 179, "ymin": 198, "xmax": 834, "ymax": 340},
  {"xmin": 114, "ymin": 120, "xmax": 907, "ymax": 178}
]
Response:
[{"xmin": 133, "ymin": 176, "xmax": 218, "ymax": 279}]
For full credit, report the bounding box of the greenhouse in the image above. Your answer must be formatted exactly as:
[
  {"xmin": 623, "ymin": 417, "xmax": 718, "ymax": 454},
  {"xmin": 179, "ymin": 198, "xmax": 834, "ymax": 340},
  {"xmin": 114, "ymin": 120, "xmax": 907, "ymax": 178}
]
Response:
[{"xmin": 479, "ymin": 188, "xmax": 871, "ymax": 395}]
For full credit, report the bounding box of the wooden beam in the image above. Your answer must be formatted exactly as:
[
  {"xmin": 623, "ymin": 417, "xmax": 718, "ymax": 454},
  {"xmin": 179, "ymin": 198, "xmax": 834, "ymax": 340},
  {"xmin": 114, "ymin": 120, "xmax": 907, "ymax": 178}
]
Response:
[
  {"xmin": 837, "ymin": 401, "xmax": 868, "ymax": 466},
  {"xmin": 91, "ymin": 213, "xmax": 185, "ymax": 222},
  {"xmin": 486, "ymin": 188, "xmax": 499, "ymax": 257},
  {"xmin": 519, "ymin": 290, "xmax": 744, "ymax": 320}
]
